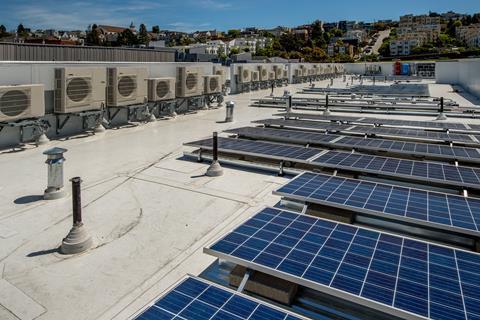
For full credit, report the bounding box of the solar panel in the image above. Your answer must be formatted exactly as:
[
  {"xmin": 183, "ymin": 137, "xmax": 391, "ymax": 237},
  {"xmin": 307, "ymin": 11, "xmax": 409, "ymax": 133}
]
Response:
[
  {"xmin": 275, "ymin": 172, "xmax": 480, "ymax": 237},
  {"xmin": 312, "ymin": 150, "xmax": 480, "ymax": 190},
  {"xmin": 255, "ymin": 119, "xmax": 476, "ymax": 144},
  {"xmin": 186, "ymin": 135, "xmax": 480, "ymax": 191},
  {"xmin": 135, "ymin": 276, "xmax": 306, "ymax": 320},
  {"xmin": 348, "ymin": 127, "xmax": 475, "ymax": 144},
  {"xmin": 226, "ymin": 127, "xmax": 480, "ymax": 164},
  {"xmin": 185, "ymin": 137, "xmax": 321, "ymax": 162},
  {"xmin": 278, "ymin": 113, "xmax": 470, "ymax": 131},
  {"xmin": 206, "ymin": 207, "xmax": 480, "ymax": 320},
  {"xmin": 253, "ymin": 119, "xmax": 357, "ymax": 132}
]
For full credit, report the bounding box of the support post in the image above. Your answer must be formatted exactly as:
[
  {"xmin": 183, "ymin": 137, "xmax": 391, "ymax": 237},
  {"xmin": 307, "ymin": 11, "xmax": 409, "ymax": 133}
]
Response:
[
  {"xmin": 323, "ymin": 94, "xmax": 331, "ymax": 116},
  {"xmin": 205, "ymin": 132, "xmax": 223, "ymax": 177},
  {"xmin": 60, "ymin": 177, "xmax": 93, "ymax": 254},
  {"xmin": 436, "ymin": 97, "xmax": 447, "ymax": 120}
]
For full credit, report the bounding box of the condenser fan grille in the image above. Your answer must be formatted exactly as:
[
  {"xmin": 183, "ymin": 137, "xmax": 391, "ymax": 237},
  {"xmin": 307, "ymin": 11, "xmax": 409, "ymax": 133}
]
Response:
[
  {"xmin": 156, "ymin": 81, "xmax": 169, "ymax": 98},
  {"xmin": 262, "ymin": 70, "xmax": 267, "ymax": 77},
  {"xmin": 209, "ymin": 78, "xmax": 219, "ymax": 91},
  {"xmin": 0, "ymin": 90, "xmax": 30, "ymax": 117},
  {"xmin": 186, "ymin": 73, "xmax": 197, "ymax": 90},
  {"xmin": 243, "ymin": 70, "xmax": 249, "ymax": 78},
  {"xmin": 118, "ymin": 76, "xmax": 137, "ymax": 97},
  {"xmin": 66, "ymin": 77, "xmax": 91, "ymax": 102}
]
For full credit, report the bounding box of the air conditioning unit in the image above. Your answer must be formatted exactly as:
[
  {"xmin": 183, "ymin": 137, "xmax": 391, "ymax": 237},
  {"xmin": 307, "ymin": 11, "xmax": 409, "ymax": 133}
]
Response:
[
  {"xmin": 273, "ymin": 65, "xmax": 283, "ymax": 79},
  {"xmin": 251, "ymin": 71, "xmax": 260, "ymax": 82},
  {"xmin": 213, "ymin": 66, "xmax": 226, "ymax": 85},
  {"xmin": 258, "ymin": 65, "xmax": 268, "ymax": 81},
  {"xmin": 294, "ymin": 69, "xmax": 302, "ymax": 77},
  {"xmin": 107, "ymin": 67, "xmax": 148, "ymax": 107},
  {"xmin": 55, "ymin": 67, "xmax": 105, "ymax": 113},
  {"xmin": 237, "ymin": 65, "xmax": 251, "ymax": 83},
  {"xmin": 268, "ymin": 71, "xmax": 275, "ymax": 80},
  {"xmin": 147, "ymin": 77, "xmax": 175, "ymax": 102},
  {"xmin": 203, "ymin": 75, "xmax": 222, "ymax": 94},
  {"xmin": 301, "ymin": 66, "xmax": 308, "ymax": 76},
  {"xmin": 0, "ymin": 84, "xmax": 45, "ymax": 122},
  {"xmin": 283, "ymin": 70, "xmax": 288, "ymax": 79},
  {"xmin": 176, "ymin": 66, "xmax": 204, "ymax": 98}
]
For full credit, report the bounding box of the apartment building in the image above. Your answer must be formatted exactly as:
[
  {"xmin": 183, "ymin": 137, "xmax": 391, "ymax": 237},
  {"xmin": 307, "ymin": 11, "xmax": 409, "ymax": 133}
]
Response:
[
  {"xmin": 390, "ymin": 37, "xmax": 422, "ymax": 56},
  {"xmin": 456, "ymin": 24, "xmax": 480, "ymax": 48},
  {"xmin": 228, "ymin": 37, "xmax": 271, "ymax": 53}
]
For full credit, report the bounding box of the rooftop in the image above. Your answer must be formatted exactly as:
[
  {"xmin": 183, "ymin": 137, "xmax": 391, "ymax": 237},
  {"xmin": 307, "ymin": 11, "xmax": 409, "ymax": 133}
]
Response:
[{"xmin": 0, "ymin": 76, "xmax": 480, "ymax": 320}]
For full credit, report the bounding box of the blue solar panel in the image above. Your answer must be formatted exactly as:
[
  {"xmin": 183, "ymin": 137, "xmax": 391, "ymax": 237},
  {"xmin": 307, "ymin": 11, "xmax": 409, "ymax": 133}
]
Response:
[
  {"xmin": 254, "ymin": 119, "xmax": 475, "ymax": 144},
  {"xmin": 348, "ymin": 127, "xmax": 475, "ymax": 144},
  {"xmin": 135, "ymin": 276, "xmax": 305, "ymax": 320},
  {"xmin": 312, "ymin": 150, "xmax": 480, "ymax": 190},
  {"xmin": 253, "ymin": 119, "xmax": 356, "ymax": 132},
  {"xmin": 185, "ymin": 137, "xmax": 321, "ymax": 162},
  {"xmin": 278, "ymin": 113, "xmax": 469, "ymax": 131},
  {"xmin": 226, "ymin": 127, "xmax": 480, "ymax": 164},
  {"xmin": 275, "ymin": 172, "xmax": 480, "ymax": 237},
  {"xmin": 206, "ymin": 207, "xmax": 480, "ymax": 320}
]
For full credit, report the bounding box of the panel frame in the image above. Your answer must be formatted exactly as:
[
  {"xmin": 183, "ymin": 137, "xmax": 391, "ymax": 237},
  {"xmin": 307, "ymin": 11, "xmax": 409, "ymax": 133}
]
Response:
[
  {"xmin": 204, "ymin": 207, "xmax": 454, "ymax": 320},
  {"xmin": 133, "ymin": 274, "xmax": 309, "ymax": 320},
  {"xmin": 273, "ymin": 172, "xmax": 480, "ymax": 238}
]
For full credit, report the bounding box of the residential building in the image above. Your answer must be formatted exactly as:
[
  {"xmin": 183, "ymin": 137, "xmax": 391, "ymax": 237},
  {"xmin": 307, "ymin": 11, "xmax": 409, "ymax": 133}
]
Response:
[
  {"xmin": 390, "ymin": 37, "xmax": 422, "ymax": 56},
  {"xmin": 457, "ymin": 24, "xmax": 480, "ymax": 47},
  {"xmin": 292, "ymin": 29, "xmax": 309, "ymax": 40},
  {"xmin": 228, "ymin": 37, "xmax": 271, "ymax": 53},
  {"xmin": 327, "ymin": 43, "xmax": 354, "ymax": 57},
  {"xmin": 345, "ymin": 30, "xmax": 367, "ymax": 43},
  {"xmin": 98, "ymin": 25, "xmax": 134, "ymax": 43},
  {"xmin": 338, "ymin": 20, "xmax": 356, "ymax": 32}
]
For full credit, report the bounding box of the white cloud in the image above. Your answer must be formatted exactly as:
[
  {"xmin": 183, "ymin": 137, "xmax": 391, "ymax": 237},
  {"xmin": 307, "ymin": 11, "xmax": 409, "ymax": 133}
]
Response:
[{"xmin": 168, "ymin": 22, "xmax": 212, "ymax": 32}]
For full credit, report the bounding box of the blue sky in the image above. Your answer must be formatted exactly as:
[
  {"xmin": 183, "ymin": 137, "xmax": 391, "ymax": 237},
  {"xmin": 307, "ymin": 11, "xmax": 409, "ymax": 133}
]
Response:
[{"xmin": 1, "ymin": 0, "xmax": 479, "ymax": 32}]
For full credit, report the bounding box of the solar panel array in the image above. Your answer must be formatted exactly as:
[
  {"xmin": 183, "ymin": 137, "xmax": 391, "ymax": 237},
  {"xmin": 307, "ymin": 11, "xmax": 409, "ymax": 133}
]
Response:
[
  {"xmin": 279, "ymin": 113, "xmax": 470, "ymax": 131},
  {"xmin": 253, "ymin": 119, "xmax": 356, "ymax": 132},
  {"xmin": 275, "ymin": 172, "xmax": 480, "ymax": 237},
  {"xmin": 227, "ymin": 127, "xmax": 480, "ymax": 164},
  {"xmin": 256, "ymin": 119, "xmax": 476, "ymax": 144},
  {"xmin": 185, "ymin": 137, "xmax": 321, "ymax": 161},
  {"xmin": 135, "ymin": 276, "xmax": 305, "ymax": 320},
  {"xmin": 206, "ymin": 207, "xmax": 480, "ymax": 320},
  {"xmin": 350, "ymin": 127, "xmax": 475, "ymax": 144},
  {"xmin": 186, "ymin": 135, "xmax": 480, "ymax": 190},
  {"xmin": 312, "ymin": 150, "xmax": 480, "ymax": 189}
]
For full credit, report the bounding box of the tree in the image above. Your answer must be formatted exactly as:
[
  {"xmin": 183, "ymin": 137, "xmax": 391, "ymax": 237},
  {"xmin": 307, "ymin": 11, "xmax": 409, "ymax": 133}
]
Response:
[
  {"xmin": 0, "ymin": 25, "xmax": 6, "ymax": 37},
  {"xmin": 117, "ymin": 28, "xmax": 137, "ymax": 46},
  {"xmin": 311, "ymin": 20, "xmax": 326, "ymax": 48},
  {"xmin": 86, "ymin": 24, "xmax": 102, "ymax": 45},
  {"xmin": 151, "ymin": 25, "xmax": 160, "ymax": 33},
  {"xmin": 138, "ymin": 23, "xmax": 149, "ymax": 45},
  {"xmin": 227, "ymin": 29, "xmax": 240, "ymax": 39},
  {"xmin": 228, "ymin": 48, "xmax": 239, "ymax": 56},
  {"xmin": 17, "ymin": 23, "xmax": 27, "ymax": 36}
]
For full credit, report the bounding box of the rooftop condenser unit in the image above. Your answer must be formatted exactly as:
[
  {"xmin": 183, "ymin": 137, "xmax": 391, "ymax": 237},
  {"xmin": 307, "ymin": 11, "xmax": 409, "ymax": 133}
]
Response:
[
  {"xmin": 268, "ymin": 71, "xmax": 275, "ymax": 80},
  {"xmin": 107, "ymin": 67, "xmax": 148, "ymax": 107},
  {"xmin": 176, "ymin": 66, "xmax": 204, "ymax": 98},
  {"xmin": 0, "ymin": 84, "xmax": 45, "ymax": 121},
  {"xmin": 251, "ymin": 71, "xmax": 260, "ymax": 82},
  {"xmin": 282, "ymin": 70, "xmax": 288, "ymax": 79},
  {"xmin": 147, "ymin": 78, "xmax": 175, "ymax": 102},
  {"xmin": 273, "ymin": 65, "xmax": 283, "ymax": 79},
  {"xmin": 55, "ymin": 67, "xmax": 106, "ymax": 113},
  {"xmin": 203, "ymin": 75, "xmax": 222, "ymax": 94},
  {"xmin": 237, "ymin": 65, "xmax": 251, "ymax": 83},
  {"xmin": 213, "ymin": 66, "xmax": 226, "ymax": 85},
  {"xmin": 257, "ymin": 65, "xmax": 268, "ymax": 81}
]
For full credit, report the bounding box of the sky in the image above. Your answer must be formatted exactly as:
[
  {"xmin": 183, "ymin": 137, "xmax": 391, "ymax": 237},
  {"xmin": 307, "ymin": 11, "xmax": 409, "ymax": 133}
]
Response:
[{"xmin": 1, "ymin": 0, "xmax": 479, "ymax": 32}]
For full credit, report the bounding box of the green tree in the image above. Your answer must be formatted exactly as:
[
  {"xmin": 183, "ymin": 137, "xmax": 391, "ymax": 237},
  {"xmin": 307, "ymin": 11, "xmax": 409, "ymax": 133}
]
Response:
[
  {"xmin": 151, "ymin": 25, "xmax": 160, "ymax": 33},
  {"xmin": 138, "ymin": 23, "xmax": 149, "ymax": 45},
  {"xmin": 0, "ymin": 25, "xmax": 7, "ymax": 37},
  {"xmin": 311, "ymin": 20, "xmax": 326, "ymax": 48},
  {"xmin": 117, "ymin": 28, "xmax": 137, "ymax": 46},
  {"xmin": 229, "ymin": 48, "xmax": 239, "ymax": 56},
  {"xmin": 86, "ymin": 24, "xmax": 101, "ymax": 45},
  {"xmin": 17, "ymin": 23, "xmax": 27, "ymax": 36},
  {"xmin": 227, "ymin": 29, "xmax": 240, "ymax": 39}
]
